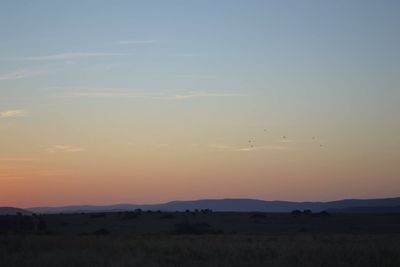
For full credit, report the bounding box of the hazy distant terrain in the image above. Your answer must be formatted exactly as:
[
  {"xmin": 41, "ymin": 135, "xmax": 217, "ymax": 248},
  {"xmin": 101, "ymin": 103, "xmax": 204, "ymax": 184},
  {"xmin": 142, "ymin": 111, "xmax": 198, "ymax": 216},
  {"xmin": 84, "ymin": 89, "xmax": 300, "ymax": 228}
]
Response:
[
  {"xmin": 0, "ymin": 207, "xmax": 31, "ymax": 216},
  {"xmin": 28, "ymin": 197, "xmax": 400, "ymax": 214},
  {"xmin": 14, "ymin": 211, "xmax": 400, "ymax": 235}
]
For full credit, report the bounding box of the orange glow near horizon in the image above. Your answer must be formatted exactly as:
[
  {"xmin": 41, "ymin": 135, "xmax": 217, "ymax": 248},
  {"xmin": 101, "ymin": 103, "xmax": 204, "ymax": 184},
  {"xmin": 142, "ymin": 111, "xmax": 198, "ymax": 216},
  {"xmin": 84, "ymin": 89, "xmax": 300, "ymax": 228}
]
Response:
[{"xmin": 1, "ymin": 127, "xmax": 399, "ymax": 207}]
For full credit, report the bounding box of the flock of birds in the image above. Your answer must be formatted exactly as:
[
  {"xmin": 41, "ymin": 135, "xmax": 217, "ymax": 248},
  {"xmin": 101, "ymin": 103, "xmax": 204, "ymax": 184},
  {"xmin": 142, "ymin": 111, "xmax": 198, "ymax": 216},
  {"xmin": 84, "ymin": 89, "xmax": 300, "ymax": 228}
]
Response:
[{"xmin": 246, "ymin": 129, "xmax": 324, "ymax": 149}]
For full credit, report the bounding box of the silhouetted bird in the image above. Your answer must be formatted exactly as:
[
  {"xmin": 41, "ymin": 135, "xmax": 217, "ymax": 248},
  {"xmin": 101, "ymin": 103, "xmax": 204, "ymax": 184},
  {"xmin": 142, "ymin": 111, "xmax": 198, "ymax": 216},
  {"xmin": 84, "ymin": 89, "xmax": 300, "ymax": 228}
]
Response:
[{"xmin": 282, "ymin": 136, "xmax": 287, "ymax": 139}]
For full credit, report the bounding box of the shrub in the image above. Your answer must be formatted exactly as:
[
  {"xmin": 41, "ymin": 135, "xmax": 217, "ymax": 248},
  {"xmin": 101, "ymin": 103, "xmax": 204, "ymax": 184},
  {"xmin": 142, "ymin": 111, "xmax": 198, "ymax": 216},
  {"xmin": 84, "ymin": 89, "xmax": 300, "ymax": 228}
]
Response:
[
  {"xmin": 174, "ymin": 221, "xmax": 218, "ymax": 235},
  {"xmin": 201, "ymin": 209, "xmax": 213, "ymax": 214},
  {"xmin": 291, "ymin": 210, "xmax": 302, "ymax": 216},
  {"xmin": 312, "ymin": 211, "xmax": 331, "ymax": 218}
]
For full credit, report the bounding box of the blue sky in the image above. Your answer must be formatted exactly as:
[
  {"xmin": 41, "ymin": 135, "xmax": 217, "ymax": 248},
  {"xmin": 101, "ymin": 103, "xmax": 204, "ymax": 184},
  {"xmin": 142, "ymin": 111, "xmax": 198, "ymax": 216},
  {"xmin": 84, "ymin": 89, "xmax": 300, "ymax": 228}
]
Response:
[
  {"xmin": 1, "ymin": 1, "xmax": 400, "ymax": 206},
  {"xmin": 1, "ymin": 1, "xmax": 399, "ymax": 116}
]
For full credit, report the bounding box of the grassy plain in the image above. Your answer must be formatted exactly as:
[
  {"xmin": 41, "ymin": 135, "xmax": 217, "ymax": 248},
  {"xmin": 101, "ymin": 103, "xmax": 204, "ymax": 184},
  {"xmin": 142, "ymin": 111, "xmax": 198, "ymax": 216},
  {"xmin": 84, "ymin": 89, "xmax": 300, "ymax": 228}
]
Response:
[{"xmin": 1, "ymin": 212, "xmax": 399, "ymax": 266}]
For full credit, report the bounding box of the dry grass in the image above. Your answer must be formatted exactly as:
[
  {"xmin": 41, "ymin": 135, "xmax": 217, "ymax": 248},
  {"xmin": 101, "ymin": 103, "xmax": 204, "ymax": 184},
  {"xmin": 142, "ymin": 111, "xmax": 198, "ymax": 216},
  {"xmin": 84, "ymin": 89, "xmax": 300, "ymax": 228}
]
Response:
[{"xmin": 1, "ymin": 233, "xmax": 399, "ymax": 267}]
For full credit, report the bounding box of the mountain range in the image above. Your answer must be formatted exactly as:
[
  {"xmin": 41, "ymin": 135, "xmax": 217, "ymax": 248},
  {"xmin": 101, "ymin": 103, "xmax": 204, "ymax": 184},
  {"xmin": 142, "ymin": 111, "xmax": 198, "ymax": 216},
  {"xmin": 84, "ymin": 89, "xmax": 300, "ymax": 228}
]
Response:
[{"xmin": 20, "ymin": 196, "xmax": 400, "ymax": 214}]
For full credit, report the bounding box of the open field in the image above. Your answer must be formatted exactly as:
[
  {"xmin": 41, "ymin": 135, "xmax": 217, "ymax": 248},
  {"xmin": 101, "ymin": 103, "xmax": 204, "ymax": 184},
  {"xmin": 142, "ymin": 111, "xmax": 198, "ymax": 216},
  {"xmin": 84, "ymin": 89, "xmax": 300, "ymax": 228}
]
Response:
[
  {"xmin": 1, "ymin": 212, "xmax": 400, "ymax": 266},
  {"xmin": 1, "ymin": 234, "xmax": 400, "ymax": 267},
  {"xmin": 2, "ymin": 211, "xmax": 399, "ymax": 235}
]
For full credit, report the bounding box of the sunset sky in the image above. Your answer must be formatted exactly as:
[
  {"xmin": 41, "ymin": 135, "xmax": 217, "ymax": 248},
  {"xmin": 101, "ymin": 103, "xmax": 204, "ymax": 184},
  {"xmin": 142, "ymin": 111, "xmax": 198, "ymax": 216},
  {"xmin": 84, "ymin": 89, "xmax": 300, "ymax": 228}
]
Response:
[{"xmin": 1, "ymin": 1, "xmax": 399, "ymax": 207}]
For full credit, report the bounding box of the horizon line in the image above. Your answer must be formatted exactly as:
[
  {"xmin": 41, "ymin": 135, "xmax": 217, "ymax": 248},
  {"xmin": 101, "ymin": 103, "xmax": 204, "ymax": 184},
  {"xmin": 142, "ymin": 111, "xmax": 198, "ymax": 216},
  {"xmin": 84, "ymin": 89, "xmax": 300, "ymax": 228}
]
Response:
[{"xmin": 21, "ymin": 195, "xmax": 400, "ymax": 209}]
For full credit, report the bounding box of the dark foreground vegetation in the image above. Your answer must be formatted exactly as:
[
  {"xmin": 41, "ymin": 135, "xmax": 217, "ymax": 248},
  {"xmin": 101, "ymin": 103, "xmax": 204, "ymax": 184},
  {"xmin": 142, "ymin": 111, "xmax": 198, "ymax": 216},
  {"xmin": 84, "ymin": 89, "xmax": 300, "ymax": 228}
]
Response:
[{"xmin": 1, "ymin": 211, "xmax": 400, "ymax": 266}]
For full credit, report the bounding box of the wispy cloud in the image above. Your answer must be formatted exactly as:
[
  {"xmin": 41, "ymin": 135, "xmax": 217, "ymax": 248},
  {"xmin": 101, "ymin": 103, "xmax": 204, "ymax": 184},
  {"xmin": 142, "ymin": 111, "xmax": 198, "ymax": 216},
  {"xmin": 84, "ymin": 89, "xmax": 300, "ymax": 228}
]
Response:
[
  {"xmin": 25, "ymin": 169, "xmax": 71, "ymax": 177},
  {"xmin": 54, "ymin": 88, "xmax": 246, "ymax": 101},
  {"xmin": 115, "ymin": 40, "xmax": 157, "ymax": 45},
  {"xmin": 9, "ymin": 52, "xmax": 124, "ymax": 61},
  {"xmin": 47, "ymin": 145, "xmax": 85, "ymax": 153},
  {"xmin": 169, "ymin": 92, "xmax": 243, "ymax": 100},
  {"xmin": 208, "ymin": 143, "xmax": 298, "ymax": 152},
  {"xmin": 233, "ymin": 145, "xmax": 297, "ymax": 152},
  {"xmin": 0, "ymin": 169, "xmax": 71, "ymax": 180},
  {"xmin": 125, "ymin": 142, "xmax": 170, "ymax": 148},
  {"xmin": 278, "ymin": 138, "xmax": 296, "ymax": 144},
  {"xmin": 59, "ymin": 91, "xmax": 161, "ymax": 98},
  {"xmin": 0, "ymin": 109, "xmax": 29, "ymax": 118},
  {"xmin": 0, "ymin": 70, "xmax": 46, "ymax": 81},
  {"xmin": 0, "ymin": 157, "xmax": 40, "ymax": 161},
  {"xmin": 0, "ymin": 175, "xmax": 26, "ymax": 180},
  {"xmin": 277, "ymin": 138, "xmax": 325, "ymax": 145},
  {"xmin": 208, "ymin": 144, "xmax": 233, "ymax": 150}
]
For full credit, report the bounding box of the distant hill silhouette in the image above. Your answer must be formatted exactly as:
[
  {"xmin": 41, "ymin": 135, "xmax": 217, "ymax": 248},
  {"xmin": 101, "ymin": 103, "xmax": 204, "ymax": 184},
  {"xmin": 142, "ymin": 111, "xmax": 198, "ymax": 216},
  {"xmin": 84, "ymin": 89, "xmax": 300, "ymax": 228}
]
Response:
[
  {"xmin": 27, "ymin": 197, "xmax": 400, "ymax": 214},
  {"xmin": 327, "ymin": 205, "xmax": 400, "ymax": 213},
  {"xmin": 0, "ymin": 207, "xmax": 32, "ymax": 215}
]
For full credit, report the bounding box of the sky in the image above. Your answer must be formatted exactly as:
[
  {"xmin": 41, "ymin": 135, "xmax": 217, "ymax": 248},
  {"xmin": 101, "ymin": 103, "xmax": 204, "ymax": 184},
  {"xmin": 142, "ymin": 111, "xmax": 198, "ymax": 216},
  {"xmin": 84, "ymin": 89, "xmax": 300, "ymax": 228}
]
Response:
[{"xmin": 0, "ymin": 0, "xmax": 399, "ymax": 208}]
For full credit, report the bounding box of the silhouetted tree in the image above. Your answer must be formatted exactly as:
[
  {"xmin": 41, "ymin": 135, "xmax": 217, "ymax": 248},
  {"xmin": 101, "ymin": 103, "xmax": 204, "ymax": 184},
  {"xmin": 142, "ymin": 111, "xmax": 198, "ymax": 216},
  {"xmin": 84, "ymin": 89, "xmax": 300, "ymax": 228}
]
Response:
[
  {"xmin": 291, "ymin": 210, "xmax": 302, "ymax": 216},
  {"xmin": 201, "ymin": 209, "xmax": 213, "ymax": 214},
  {"xmin": 303, "ymin": 209, "xmax": 312, "ymax": 215},
  {"xmin": 134, "ymin": 209, "xmax": 142, "ymax": 215}
]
